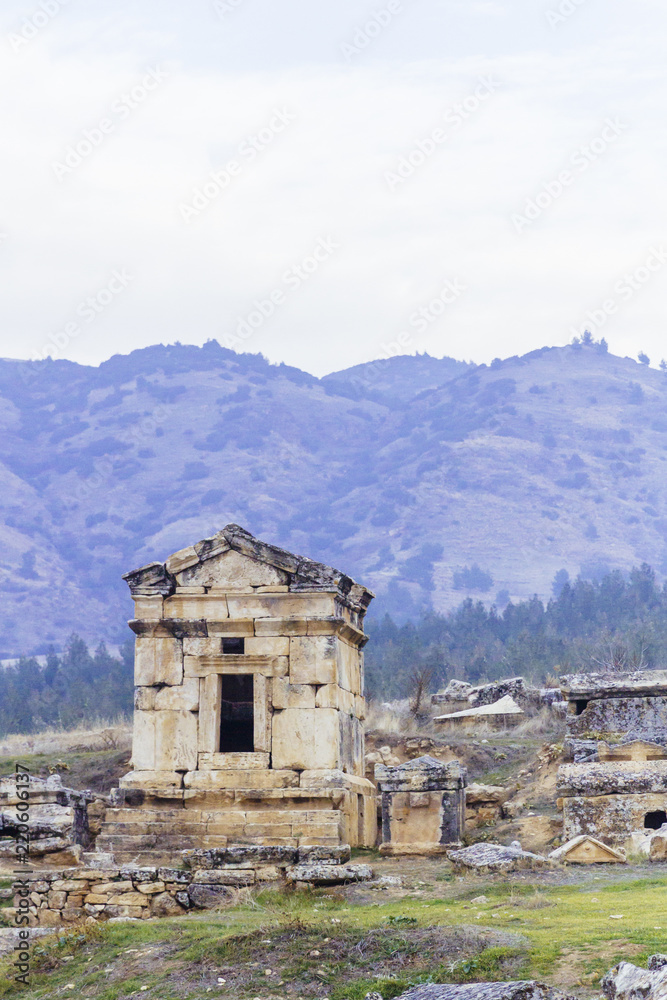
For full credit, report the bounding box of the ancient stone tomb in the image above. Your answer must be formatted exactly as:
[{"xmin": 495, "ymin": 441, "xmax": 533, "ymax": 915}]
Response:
[
  {"xmin": 558, "ymin": 669, "xmax": 667, "ymax": 850},
  {"xmin": 97, "ymin": 525, "xmax": 377, "ymax": 864}
]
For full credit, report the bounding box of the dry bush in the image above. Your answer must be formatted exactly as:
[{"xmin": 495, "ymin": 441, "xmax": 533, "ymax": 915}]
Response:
[
  {"xmin": 365, "ymin": 699, "xmax": 412, "ymax": 734},
  {"xmin": 512, "ymin": 708, "xmax": 565, "ymax": 739}
]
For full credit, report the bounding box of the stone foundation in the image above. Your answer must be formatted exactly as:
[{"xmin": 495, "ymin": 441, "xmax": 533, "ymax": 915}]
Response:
[{"xmin": 6, "ymin": 845, "xmax": 371, "ymax": 926}]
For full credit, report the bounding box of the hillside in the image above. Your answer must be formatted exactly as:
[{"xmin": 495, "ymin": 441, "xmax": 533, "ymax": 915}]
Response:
[{"xmin": 1, "ymin": 340, "xmax": 666, "ymax": 655}]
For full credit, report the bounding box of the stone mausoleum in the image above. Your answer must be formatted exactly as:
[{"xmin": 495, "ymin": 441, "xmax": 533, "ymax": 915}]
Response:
[
  {"xmin": 558, "ymin": 669, "xmax": 667, "ymax": 849},
  {"xmin": 97, "ymin": 525, "xmax": 377, "ymax": 865}
]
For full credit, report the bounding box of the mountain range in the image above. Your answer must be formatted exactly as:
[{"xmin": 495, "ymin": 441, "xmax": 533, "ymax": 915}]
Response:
[{"xmin": 1, "ymin": 338, "xmax": 665, "ymax": 656}]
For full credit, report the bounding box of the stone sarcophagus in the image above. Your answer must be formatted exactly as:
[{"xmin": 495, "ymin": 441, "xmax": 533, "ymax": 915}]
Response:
[
  {"xmin": 97, "ymin": 525, "xmax": 377, "ymax": 865},
  {"xmin": 375, "ymin": 756, "xmax": 466, "ymax": 855}
]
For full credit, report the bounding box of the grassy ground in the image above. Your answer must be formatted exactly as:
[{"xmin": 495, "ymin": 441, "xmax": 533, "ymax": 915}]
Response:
[
  {"xmin": 1, "ymin": 864, "xmax": 665, "ymax": 1000},
  {"xmin": 0, "ymin": 748, "xmax": 130, "ymax": 796}
]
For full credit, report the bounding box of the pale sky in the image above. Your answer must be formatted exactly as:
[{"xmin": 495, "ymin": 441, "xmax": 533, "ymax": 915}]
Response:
[{"xmin": 1, "ymin": 0, "xmax": 666, "ymax": 376}]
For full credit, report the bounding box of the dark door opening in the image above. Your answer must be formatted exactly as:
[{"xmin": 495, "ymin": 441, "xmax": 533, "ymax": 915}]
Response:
[
  {"xmin": 219, "ymin": 674, "xmax": 254, "ymax": 752},
  {"xmin": 644, "ymin": 810, "xmax": 667, "ymax": 830},
  {"xmin": 574, "ymin": 699, "xmax": 588, "ymax": 716}
]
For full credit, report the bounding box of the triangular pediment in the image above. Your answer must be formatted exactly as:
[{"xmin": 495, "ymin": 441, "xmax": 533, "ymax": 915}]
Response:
[
  {"xmin": 550, "ymin": 834, "xmax": 626, "ymax": 864},
  {"xmin": 123, "ymin": 524, "xmax": 374, "ymax": 612}
]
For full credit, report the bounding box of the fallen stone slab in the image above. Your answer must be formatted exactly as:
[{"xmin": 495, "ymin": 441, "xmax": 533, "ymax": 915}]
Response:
[
  {"xmin": 285, "ymin": 863, "xmax": 373, "ymax": 885},
  {"xmin": 602, "ymin": 958, "xmax": 667, "ymax": 1000},
  {"xmin": 448, "ymin": 844, "xmax": 549, "ymax": 873},
  {"xmin": 395, "ymin": 982, "xmax": 577, "ymax": 1000}
]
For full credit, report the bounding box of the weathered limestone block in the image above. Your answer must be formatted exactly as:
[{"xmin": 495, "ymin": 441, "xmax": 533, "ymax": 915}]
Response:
[
  {"xmin": 164, "ymin": 594, "xmax": 227, "ymax": 619},
  {"xmin": 154, "ymin": 677, "xmax": 200, "ymax": 711},
  {"xmin": 197, "ymin": 548, "xmax": 289, "ymax": 589},
  {"xmin": 155, "ymin": 710, "xmax": 198, "ymax": 771},
  {"xmin": 150, "ymin": 892, "xmax": 184, "ymax": 917},
  {"xmin": 135, "ymin": 637, "xmax": 183, "ymax": 686},
  {"xmin": 272, "ymin": 678, "xmax": 316, "ymax": 710},
  {"xmin": 119, "ymin": 770, "xmax": 183, "ymax": 790},
  {"xmin": 184, "ymin": 769, "xmax": 299, "ymax": 790},
  {"xmin": 134, "ymin": 687, "xmax": 156, "ymax": 711},
  {"xmin": 562, "ymin": 669, "xmax": 667, "ymax": 702},
  {"xmin": 558, "ymin": 761, "xmax": 667, "ymax": 797},
  {"xmin": 337, "ymin": 639, "xmax": 361, "ymax": 694},
  {"xmin": 192, "ymin": 869, "xmax": 255, "ymax": 885},
  {"xmin": 165, "ymin": 545, "xmax": 200, "ymax": 575},
  {"xmin": 132, "ymin": 596, "xmax": 164, "ymax": 620},
  {"xmin": 137, "ymin": 882, "xmax": 166, "ymax": 894},
  {"xmin": 107, "ymin": 892, "xmax": 150, "ymax": 906},
  {"xmin": 289, "ymin": 636, "xmax": 337, "ymax": 685},
  {"xmin": 188, "ymin": 884, "xmax": 236, "ymax": 909},
  {"xmin": 272, "ymin": 708, "xmax": 340, "ymax": 770},
  {"xmin": 567, "ymin": 697, "xmax": 667, "ymax": 738},
  {"xmin": 285, "ymin": 863, "xmax": 373, "ymax": 884},
  {"xmin": 245, "ymin": 636, "xmax": 290, "ymax": 657},
  {"xmin": 397, "ymin": 984, "xmax": 577, "ymax": 1000},
  {"xmin": 448, "ymin": 843, "xmax": 549, "ymax": 872},
  {"xmin": 602, "ymin": 959, "xmax": 667, "ymax": 1000}
]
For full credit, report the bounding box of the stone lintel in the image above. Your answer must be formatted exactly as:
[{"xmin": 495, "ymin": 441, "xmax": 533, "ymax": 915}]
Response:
[
  {"xmin": 184, "ymin": 654, "xmax": 274, "ymax": 677},
  {"xmin": 198, "ymin": 752, "xmax": 270, "ymax": 770}
]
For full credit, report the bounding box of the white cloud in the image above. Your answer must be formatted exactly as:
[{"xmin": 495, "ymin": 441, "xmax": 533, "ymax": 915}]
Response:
[{"xmin": 1, "ymin": 0, "xmax": 667, "ymax": 374}]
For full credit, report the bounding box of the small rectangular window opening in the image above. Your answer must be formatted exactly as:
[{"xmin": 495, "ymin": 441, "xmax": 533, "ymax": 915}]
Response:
[
  {"xmin": 219, "ymin": 673, "xmax": 254, "ymax": 753},
  {"xmin": 574, "ymin": 699, "xmax": 588, "ymax": 716},
  {"xmin": 222, "ymin": 637, "xmax": 245, "ymax": 654}
]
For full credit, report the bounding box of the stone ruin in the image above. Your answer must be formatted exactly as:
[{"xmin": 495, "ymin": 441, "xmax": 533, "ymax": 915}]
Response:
[
  {"xmin": 558, "ymin": 668, "xmax": 667, "ymax": 852},
  {"xmin": 0, "ymin": 775, "xmax": 101, "ymax": 868},
  {"xmin": 432, "ymin": 677, "xmax": 565, "ymax": 724},
  {"xmin": 94, "ymin": 524, "xmax": 377, "ymax": 866},
  {"xmin": 375, "ymin": 756, "xmax": 466, "ymax": 854}
]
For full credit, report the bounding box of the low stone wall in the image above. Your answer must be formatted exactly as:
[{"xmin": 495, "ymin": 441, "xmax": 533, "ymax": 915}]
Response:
[{"xmin": 6, "ymin": 845, "xmax": 366, "ymax": 926}]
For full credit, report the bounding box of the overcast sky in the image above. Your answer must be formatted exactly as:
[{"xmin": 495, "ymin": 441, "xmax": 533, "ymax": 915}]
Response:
[{"xmin": 1, "ymin": 0, "xmax": 666, "ymax": 376}]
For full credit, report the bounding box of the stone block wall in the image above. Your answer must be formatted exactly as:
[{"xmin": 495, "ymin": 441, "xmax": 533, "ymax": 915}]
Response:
[{"xmin": 6, "ymin": 845, "xmax": 358, "ymax": 926}]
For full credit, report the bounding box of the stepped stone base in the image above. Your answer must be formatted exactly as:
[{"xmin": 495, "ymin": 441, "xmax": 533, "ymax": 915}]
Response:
[{"xmin": 96, "ymin": 769, "xmax": 377, "ymax": 866}]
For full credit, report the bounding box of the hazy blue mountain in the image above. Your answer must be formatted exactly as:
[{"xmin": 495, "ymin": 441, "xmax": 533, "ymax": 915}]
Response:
[{"xmin": 0, "ymin": 339, "xmax": 665, "ymax": 655}]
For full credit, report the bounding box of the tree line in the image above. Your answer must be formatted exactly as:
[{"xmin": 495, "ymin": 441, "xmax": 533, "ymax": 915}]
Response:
[
  {"xmin": 0, "ymin": 636, "xmax": 134, "ymax": 737},
  {"xmin": 2, "ymin": 563, "xmax": 666, "ymax": 734},
  {"xmin": 364, "ymin": 563, "xmax": 667, "ymax": 700}
]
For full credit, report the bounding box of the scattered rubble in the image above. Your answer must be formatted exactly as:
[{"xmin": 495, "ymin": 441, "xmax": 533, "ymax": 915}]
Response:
[{"xmin": 0, "ymin": 774, "xmax": 98, "ymax": 867}]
